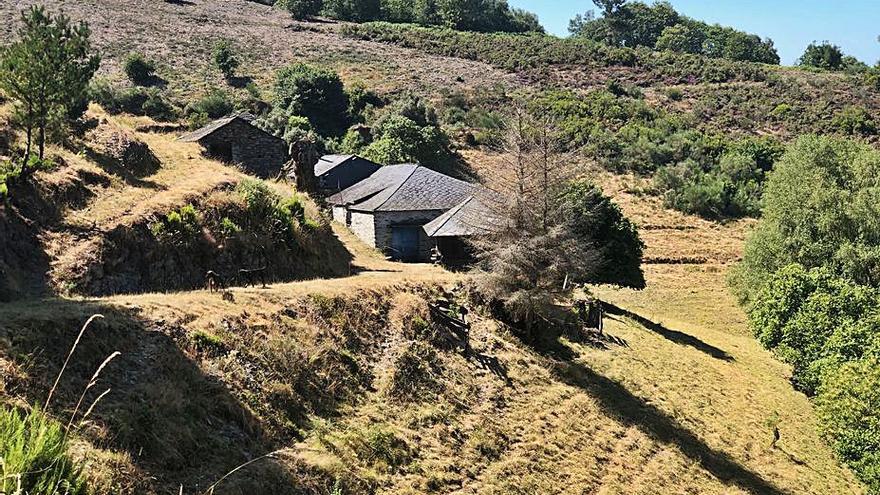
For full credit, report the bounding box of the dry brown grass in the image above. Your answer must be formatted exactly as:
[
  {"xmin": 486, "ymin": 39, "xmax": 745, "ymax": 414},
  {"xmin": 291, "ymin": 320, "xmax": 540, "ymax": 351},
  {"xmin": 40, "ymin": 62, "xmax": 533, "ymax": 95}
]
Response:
[{"xmin": 0, "ymin": 0, "xmax": 525, "ymax": 103}]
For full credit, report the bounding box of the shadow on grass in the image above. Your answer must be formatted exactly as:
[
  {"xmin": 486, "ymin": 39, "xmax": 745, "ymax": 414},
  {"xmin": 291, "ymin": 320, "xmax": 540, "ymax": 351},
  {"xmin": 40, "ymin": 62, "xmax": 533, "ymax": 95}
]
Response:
[
  {"xmin": 555, "ymin": 359, "xmax": 787, "ymax": 495},
  {"xmin": 82, "ymin": 146, "xmax": 165, "ymax": 190},
  {"xmin": 0, "ymin": 299, "xmax": 334, "ymax": 494},
  {"xmin": 603, "ymin": 301, "xmax": 735, "ymax": 362},
  {"xmin": 227, "ymin": 75, "xmax": 254, "ymax": 89}
]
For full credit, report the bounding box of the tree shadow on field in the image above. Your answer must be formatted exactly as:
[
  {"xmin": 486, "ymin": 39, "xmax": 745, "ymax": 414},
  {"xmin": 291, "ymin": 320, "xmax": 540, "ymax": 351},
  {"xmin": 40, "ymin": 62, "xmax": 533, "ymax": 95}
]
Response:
[
  {"xmin": 603, "ymin": 301, "xmax": 735, "ymax": 362},
  {"xmin": 555, "ymin": 359, "xmax": 788, "ymax": 495},
  {"xmin": 0, "ymin": 299, "xmax": 312, "ymax": 494},
  {"xmin": 227, "ymin": 75, "xmax": 254, "ymax": 89}
]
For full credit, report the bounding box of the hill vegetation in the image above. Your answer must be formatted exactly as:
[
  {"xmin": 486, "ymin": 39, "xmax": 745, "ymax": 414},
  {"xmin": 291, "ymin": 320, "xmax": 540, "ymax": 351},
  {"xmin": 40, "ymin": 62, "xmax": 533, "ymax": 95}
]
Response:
[
  {"xmin": 0, "ymin": 0, "xmax": 878, "ymax": 493},
  {"xmin": 569, "ymin": 0, "xmax": 780, "ymax": 64}
]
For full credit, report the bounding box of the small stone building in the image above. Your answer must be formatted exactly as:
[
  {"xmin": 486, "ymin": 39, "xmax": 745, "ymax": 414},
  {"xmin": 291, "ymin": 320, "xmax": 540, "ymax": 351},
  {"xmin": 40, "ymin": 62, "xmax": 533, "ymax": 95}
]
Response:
[
  {"xmin": 328, "ymin": 164, "xmax": 476, "ymax": 261},
  {"xmin": 179, "ymin": 115, "xmax": 288, "ymax": 178},
  {"xmin": 423, "ymin": 194, "xmax": 506, "ymax": 263},
  {"xmin": 315, "ymin": 154, "xmax": 381, "ymax": 193}
]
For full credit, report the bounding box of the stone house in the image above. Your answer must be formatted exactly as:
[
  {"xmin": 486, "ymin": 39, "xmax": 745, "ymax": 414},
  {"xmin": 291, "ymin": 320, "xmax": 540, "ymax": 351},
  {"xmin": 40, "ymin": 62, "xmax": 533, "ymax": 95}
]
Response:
[
  {"xmin": 328, "ymin": 164, "xmax": 478, "ymax": 261},
  {"xmin": 315, "ymin": 154, "xmax": 381, "ymax": 193},
  {"xmin": 179, "ymin": 114, "xmax": 288, "ymax": 177}
]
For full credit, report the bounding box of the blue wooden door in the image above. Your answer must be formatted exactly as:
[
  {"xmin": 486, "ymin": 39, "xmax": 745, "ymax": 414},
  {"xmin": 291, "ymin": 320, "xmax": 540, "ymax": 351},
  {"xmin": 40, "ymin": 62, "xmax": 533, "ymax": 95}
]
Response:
[{"xmin": 391, "ymin": 226, "xmax": 421, "ymax": 261}]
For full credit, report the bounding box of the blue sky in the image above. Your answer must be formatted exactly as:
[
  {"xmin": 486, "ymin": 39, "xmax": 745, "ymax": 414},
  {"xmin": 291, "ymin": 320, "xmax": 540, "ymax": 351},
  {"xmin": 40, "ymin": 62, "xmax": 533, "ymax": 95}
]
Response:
[{"xmin": 508, "ymin": 0, "xmax": 880, "ymax": 66}]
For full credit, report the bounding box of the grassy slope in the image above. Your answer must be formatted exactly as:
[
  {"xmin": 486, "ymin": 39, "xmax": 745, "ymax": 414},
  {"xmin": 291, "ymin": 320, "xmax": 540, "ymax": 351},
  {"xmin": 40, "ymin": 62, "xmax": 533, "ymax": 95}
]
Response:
[
  {"xmin": 0, "ymin": 1, "xmax": 868, "ymax": 493},
  {"xmin": 0, "ymin": 111, "xmax": 864, "ymax": 493},
  {"xmin": 0, "ymin": 0, "xmax": 526, "ymax": 102}
]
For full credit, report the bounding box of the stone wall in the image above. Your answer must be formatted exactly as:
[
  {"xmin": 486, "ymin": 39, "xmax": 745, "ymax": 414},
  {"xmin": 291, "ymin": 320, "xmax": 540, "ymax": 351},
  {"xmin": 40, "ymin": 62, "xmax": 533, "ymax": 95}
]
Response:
[
  {"xmin": 342, "ymin": 208, "xmax": 445, "ymax": 261},
  {"xmin": 349, "ymin": 211, "xmax": 376, "ymax": 247},
  {"xmin": 200, "ymin": 119, "xmax": 288, "ymax": 178},
  {"xmin": 332, "ymin": 206, "xmax": 350, "ymax": 225},
  {"xmin": 374, "ymin": 210, "xmax": 444, "ymax": 261}
]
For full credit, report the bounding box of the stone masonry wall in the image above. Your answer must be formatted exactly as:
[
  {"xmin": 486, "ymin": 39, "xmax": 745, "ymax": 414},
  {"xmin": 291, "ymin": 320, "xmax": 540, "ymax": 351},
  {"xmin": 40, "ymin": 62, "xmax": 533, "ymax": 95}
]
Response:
[
  {"xmin": 349, "ymin": 211, "xmax": 376, "ymax": 248},
  {"xmin": 373, "ymin": 210, "xmax": 443, "ymax": 261},
  {"xmin": 201, "ymin": 119, "xmax": 288, "ymax": 178}
]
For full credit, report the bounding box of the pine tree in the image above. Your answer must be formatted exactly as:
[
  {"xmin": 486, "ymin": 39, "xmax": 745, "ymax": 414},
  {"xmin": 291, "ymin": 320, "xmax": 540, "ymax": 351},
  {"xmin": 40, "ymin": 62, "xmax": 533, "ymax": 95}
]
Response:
[{"xmin": 0, "ymin": 6, "xmax": 100, "ymax": 163}]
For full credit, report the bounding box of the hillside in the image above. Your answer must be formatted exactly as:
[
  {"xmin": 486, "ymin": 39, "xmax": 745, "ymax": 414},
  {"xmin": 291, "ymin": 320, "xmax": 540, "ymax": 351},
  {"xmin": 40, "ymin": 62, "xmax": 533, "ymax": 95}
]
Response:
[
  {"xmin": 0, "ymin": 108, "xmax": 864, "ymax": 493},
  {"xmin": 0, "ymin": 1, "xmax": 874, "ymax": 494}
]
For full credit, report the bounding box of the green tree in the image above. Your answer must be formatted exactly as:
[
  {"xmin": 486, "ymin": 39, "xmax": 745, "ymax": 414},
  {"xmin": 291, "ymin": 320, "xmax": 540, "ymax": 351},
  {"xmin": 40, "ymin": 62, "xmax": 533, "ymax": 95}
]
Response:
[
  {"xmin": 558, "ymin": 180, "xmax": 645, "ymax": 288},
  {"xmin": 323, "ymin": 0, "xmax": 381, "ymax": 21},
  {"xmin": 655, "ymin": 23, "xmax": 703, "ymax": 53},
  {"xmin": 730, "ymin": 135, "xmax": 880, "ymax": 303},
  {"xmin": 798, "ymin": 41, "xmax": 844, "ymax": 70},
  {"xmin": 272, "ymin": 62, "xmax": 349, "ymax": 136},
  {"xmin": 0, "ymin": 6, "xmax": 100, "ymax": 161},
  {"xmin": 816, "ymin": 357, "xmax": 880, "ymax": 493},
  {"xmin": 212, "ymin": 39, "xmax": 239, "ymax": 80},
  {"xmin": 278, "ymin": 0, "xmax": 323, "ymax": 19}
]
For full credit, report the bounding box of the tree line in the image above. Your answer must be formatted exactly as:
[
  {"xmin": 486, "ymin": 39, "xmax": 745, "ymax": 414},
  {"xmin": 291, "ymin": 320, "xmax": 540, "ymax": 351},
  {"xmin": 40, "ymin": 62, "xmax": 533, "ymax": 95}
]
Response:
[
  {"xmin": 731, "ymin": 135, "xmax": 880, "ymax": 494},
  {"xmin": 277, "ymin": 0, "xmax": 543, "ymax": 33},
  {"xmin": 569, "ymin": 0, "xmax": 780, "ymax": 64}
]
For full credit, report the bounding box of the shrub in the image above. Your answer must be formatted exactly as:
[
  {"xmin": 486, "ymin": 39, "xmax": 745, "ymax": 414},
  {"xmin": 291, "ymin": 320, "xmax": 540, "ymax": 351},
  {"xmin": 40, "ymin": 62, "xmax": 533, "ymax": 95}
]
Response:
[
  {"xmin": 185, "ymin": 89, "xmax": 234, "ymax": 119},
  {"xmin": 123, "ymin": 52, "xmax": 156, "ymax": 85},
  {"xmin": 341, "ymin": 425, "xmax": 412, "ymax": 473},
  {"xmin": 212, "ymin": 39, "xmax": 239, "ymax": 80},
  {"xmin": 151, "ymin": 204, "xmax": 202, "ymax": 246},
  {"xmin": 90, "ymin": 81, "xmax": 178, "ymax": 121},
  {"xmin": 322, "ymin": 0, "xmax": 380, "ymax": 22},
  {"xmin": 277, "ymin": 0, "xmax": 321, "ymax": 19},
  {"xmin": 341, "ymin": 22, "xmax": 768, "ymax": 83},
  {"xmin": 816, "ymin": 358, "xmax": 880, "ymax": 493},
  {"xmin": 235, "ymin": 179, "xmax": 308, "ymax": 242},
  {"xmin": 0, "ymin": 407, "xmax": 86, "ymax": 495},
  {"xmin": 832, "ymin": 106, "xmax": 877, "ymax": 136},
  {"xmin": 665, "ymin": 87, "xmax": 684, "ymax": 101}
]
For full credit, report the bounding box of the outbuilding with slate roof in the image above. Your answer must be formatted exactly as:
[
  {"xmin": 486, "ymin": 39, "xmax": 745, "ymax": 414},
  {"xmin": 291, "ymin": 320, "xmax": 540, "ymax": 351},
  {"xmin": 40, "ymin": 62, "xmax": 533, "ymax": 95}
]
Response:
[
  {"xmin": 315, "ymin": 154, "xmax": 381, "ymax": 193},
  {"xmin": 328, "ymin": 164, "xmax": 476, "ymax": 261},
  {"xmin": 179, "ymin": 114, "xmax": 288, "ymax": 177},
  {"xmin": 422, "ymin": 194, "xmax": 507, "ymax": 263}
]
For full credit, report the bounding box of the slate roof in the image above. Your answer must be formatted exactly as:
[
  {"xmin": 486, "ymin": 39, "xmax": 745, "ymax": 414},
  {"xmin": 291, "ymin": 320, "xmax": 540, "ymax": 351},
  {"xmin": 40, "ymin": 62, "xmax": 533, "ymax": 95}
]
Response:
[
  {"xmin": 315, "ymin": 154, "xmax": 355, "ymax": 177},
  {"xmin": 328, "ymin": 164, "xmax": 477, "ymax": 213},
  {"xmin": 423, "ymin": 193, "xmax": 507, "ymax": 237},
  {"xmin": 178, "ymin": 114, "xmax": 265, "ymax": 143}
]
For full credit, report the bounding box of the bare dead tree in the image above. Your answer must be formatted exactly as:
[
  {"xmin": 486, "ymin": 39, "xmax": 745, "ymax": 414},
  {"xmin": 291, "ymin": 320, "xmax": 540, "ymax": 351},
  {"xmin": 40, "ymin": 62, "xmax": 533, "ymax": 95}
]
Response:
[{"xmin": 472, "ymin": 104, "xmax": 599, "ymax": 332}]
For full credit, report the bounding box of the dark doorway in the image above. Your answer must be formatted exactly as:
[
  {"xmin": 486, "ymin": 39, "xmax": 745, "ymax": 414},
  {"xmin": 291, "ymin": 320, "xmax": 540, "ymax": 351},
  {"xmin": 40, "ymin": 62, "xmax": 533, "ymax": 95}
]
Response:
[
  {"xmin": 206, "ymin": 141, "xmax": 233, "ymax": 163},
  {"xmin": 391, "ymin": 225, "xmax": 421, "ymax": 261},
  {"xmin": 436, "ymin": 237, "xmax": 475, "ymax": 267}
]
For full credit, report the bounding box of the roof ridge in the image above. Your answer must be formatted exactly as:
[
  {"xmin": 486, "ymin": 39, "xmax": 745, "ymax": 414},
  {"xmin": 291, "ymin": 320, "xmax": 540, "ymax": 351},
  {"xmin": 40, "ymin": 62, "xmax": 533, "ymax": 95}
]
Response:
[{"xmin": 373, "ymin": 164, "xmax": 419, "ymax": 211}]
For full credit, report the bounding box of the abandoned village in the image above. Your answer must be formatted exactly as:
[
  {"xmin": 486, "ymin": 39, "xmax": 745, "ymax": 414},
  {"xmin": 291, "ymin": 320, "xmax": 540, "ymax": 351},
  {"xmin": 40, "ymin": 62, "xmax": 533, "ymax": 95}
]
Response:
[{"xmin": 182, "ymin": 113, "xmax": 503, "ymax": 263}]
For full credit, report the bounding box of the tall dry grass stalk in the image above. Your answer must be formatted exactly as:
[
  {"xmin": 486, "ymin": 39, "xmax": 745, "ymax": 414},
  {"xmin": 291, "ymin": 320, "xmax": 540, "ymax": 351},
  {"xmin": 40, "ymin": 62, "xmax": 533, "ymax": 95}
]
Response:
[
  {"xmin": 78, "ymin": 388, "xmax": 112, "ymax": 426},
  {"xmin": 45, "ymin": 314, "xmax": 104, "ymax": 411},
  {"xmin": 204, "ymin": 448, "xmax": 291, "ymax": 495},
  {"xmin": 66, "ymin": 351, "xmax": 121, "ymax": 434}
]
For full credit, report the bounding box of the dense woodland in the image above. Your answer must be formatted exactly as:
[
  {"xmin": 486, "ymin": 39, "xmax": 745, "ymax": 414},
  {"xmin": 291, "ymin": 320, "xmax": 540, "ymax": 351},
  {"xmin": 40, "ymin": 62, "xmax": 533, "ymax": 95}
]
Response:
[{"xmin": 2, "ymin": 0, "xmax": 880, "ymax": 493}]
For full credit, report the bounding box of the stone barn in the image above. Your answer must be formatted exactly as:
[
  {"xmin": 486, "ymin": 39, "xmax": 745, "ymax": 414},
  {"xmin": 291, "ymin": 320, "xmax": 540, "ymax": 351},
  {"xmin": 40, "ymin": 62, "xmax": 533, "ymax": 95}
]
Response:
[
  {"xmin": 329, "ymin": 164, "xmax": 476, "ymax": 261},
  {"xmin": 179, "ymin": 114, "xmax": 288, "ymax": 177},
  {"xmin": 315, "ymin": 154, "xmax": 381, "ymax": 193}
]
